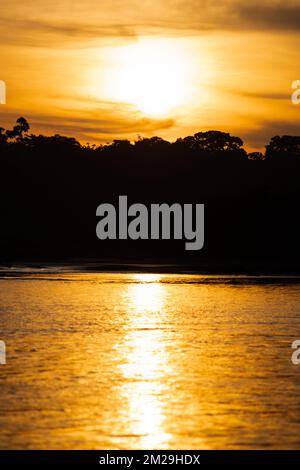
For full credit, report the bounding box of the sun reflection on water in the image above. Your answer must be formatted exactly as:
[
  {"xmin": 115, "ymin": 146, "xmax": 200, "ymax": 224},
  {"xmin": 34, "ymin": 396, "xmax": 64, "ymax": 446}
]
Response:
[
  {"xmin": 117, "ymin": 274, "xmax": 172, "ymax": 448},
  {"xmin": 2, "ymin": 275, "xmax": 300, "ymax": 449},
  {"xmin": 131, "ymin": 275, "xmax": 165, "ymax": 315}
]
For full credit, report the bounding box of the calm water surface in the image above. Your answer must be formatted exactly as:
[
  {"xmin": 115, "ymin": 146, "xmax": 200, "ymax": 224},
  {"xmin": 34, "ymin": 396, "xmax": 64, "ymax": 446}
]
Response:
[{"xmin": 0, "ymin": 272, "xmax": 300, "ymax": 449}]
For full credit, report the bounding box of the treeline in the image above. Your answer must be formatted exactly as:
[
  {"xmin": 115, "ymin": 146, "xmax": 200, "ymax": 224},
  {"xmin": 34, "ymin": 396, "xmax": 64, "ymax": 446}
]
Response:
[
  {"xmin": 1, "ymin": 117, "xmax": 300, "ymax": 160},
  {"xmin": 0, "ymin": 117, "xmax": 300, "ymax": 272}
]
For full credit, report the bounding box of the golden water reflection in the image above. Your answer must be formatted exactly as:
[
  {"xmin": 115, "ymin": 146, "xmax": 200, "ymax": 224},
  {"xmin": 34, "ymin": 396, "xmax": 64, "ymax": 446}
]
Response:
[
  {"xmin": 2, "ymin": 273, "xmax": 300, "ymax": 449},
  {"xmin": 117, "ymin": 274, "xmax": 172, "ymax": 448},
  {"xmin": 131, "ymin": 274, "xmax": 165, "ymax": 315}
]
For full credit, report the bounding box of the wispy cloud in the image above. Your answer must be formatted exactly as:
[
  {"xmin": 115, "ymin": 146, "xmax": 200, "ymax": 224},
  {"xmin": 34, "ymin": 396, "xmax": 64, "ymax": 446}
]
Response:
[
  {"xmin": 1, "ymin": 1, "xmax": 300, "ymax": 49},
  {"xmin": 0, "ymin": 106, "xmax": 175, "ymax": 143},
  {"xmin": 241, "ymin": 119, "xmax": 300, "ymax": 150}
]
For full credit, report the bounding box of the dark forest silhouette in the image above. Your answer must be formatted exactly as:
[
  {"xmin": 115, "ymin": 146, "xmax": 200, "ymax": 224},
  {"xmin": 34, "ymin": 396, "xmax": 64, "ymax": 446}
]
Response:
[{"xmin": 1, "ymin": 117, "xmax": 300, "ymax": 272}]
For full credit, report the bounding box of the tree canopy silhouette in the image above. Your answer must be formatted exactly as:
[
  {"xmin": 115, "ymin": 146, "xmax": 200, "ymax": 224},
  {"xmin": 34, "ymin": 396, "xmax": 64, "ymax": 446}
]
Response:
[{"xmin": 1, "ymin": 117, "xmax": 300, "ymax": 272}]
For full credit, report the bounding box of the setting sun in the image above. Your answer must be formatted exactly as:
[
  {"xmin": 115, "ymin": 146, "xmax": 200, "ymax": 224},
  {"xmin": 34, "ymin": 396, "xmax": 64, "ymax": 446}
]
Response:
[{"xmin": 104, "ymin": 39, "xmax": 193, "ymax": 116}]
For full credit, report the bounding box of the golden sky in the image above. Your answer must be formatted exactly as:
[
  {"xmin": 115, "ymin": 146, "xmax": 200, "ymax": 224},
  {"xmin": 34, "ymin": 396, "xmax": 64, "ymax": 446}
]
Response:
[{"xmin": 0, "ymin": 0, "xmax": 300, "ymax": 150}]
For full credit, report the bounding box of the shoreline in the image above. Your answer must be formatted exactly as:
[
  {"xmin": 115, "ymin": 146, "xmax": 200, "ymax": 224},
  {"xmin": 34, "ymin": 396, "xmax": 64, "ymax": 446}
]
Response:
[{"xmin": 1, "ymin": 260, "xmax": 300, "ymax": 281}]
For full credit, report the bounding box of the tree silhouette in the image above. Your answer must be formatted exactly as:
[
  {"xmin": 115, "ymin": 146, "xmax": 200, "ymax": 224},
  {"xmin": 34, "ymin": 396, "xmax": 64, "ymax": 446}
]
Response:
[
  {"xmin": 266, "ymin": 136, "xmax": 300, "ymax": 160},
  {"xmin": 0, "ymin": 127, "xmax": 7, "ymax": 145},
  {"xmin": 1, "ymin": 116, "xmax": 300, "ymax": 271},
  {"xmin": 248, "ymin": 152, "xmax": 264, "ymax": 161},
  {"xmin": 175, "ymin": 131, "xmax": 246, "ymax": 158},
  {"xmin": 14, "ymin": 117, "xmax": 30, "ymax": 140},
  {"xmin": 2, "ymin": 117, "xmax": 30, "ymax": 142},
  {"xmin": 135, "ymin": 136, "xmax": 171, "ymax": 151}
]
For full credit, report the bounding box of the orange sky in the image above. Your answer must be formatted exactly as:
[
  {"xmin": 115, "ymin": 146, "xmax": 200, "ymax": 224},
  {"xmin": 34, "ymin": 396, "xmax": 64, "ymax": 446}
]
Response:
[{"xmin": 0, "ymin": 0, "xmax": 300, "ymax": 150}]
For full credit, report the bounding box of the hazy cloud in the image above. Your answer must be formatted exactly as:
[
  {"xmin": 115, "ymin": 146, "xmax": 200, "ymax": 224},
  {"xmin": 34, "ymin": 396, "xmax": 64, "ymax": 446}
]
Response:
[
  {"xmin": 0, "ymin": 107, "xmax": 175, "ymax": 143},
  {"xmin": 241, "ymin": 119, "xmax": 300, "ymax": 150},
  {"xmin": 1, "ymin": 1, "xmax": 300, "ymax": 48}
]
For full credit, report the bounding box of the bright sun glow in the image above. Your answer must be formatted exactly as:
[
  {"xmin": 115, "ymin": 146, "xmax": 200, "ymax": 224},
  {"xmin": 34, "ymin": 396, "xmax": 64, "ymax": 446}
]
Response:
[{"xmin": 104, "ymin": 39, "xmax": 193, "ymax": 116}]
